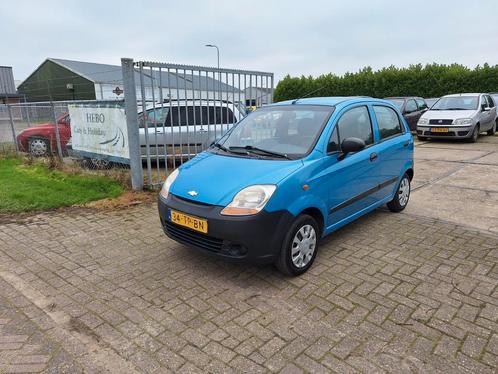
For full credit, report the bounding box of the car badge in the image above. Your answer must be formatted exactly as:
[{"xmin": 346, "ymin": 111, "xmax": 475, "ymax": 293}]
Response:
[
  {"xmin": 188, "ymin": 191, "xmax": 198, "ymax": 197},
  {"xmin": 438, "ymin": 120, "xmax": 442, "ymax": 123}
]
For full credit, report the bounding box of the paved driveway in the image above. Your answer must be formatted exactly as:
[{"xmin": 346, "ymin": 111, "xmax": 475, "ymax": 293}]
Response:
[{"xmin": 0, "ymin": 137, "xmax": 497, "ymax": 373}]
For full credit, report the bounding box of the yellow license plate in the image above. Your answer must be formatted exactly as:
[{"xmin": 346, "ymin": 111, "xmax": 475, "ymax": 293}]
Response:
[
  {"xmin": 169, "ymin": 209, "xmax": 208, "ymax": 234},
  {"xmin": 431, "ymin": 127, "xmax": 449, "ymax": 133}
]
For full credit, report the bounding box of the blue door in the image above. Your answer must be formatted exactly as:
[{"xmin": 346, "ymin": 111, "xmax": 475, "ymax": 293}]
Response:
[
  {"xmin": 320, "ymin": 105, "xmax": 384, "ymax": 229},
  {"xmin": 371, "ymin": 104, "xmax": 413, "ymax": 197}
]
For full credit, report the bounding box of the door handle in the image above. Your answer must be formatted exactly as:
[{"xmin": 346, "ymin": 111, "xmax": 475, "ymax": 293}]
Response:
[
  {"xmin": 370, "ymin": 153, "xmax": 378, "ymax": 162},
  {"xmin": 403, "ymin": 141, "xmax": 409, "ymax": 147}
]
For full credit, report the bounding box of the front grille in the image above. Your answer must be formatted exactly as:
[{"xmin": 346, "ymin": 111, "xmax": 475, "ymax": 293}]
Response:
[
  {"xmin": 429, "ymin": 119, "xmax": 453, "ymax": 125},
  {"xmin": 165, "ymin": 221, "xmax": 223, "ymax": 252},
  {"xmin": 429, "ymin": 131, "xmax": 454, "ymax": 136}
]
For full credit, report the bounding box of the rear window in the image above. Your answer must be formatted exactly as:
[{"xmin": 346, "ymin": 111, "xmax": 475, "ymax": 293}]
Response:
[{"xmin": 385, "ymin": 99, "xmax": 404, "ymax": 110}]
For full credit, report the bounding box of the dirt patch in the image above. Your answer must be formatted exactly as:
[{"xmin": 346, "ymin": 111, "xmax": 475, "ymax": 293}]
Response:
[{"xmin": 83, "ymin": 190, "xmax": 156, "ymax": 210}]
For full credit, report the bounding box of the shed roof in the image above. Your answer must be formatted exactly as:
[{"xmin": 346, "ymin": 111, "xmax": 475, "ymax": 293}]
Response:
[{"xmin": 47, "ymin": 58, "xmax": 240, "ymax": 92}]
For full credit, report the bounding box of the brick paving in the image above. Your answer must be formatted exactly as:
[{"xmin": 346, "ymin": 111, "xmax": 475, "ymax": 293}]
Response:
[{"xmin": 0, "ymin": 202, "xmax": 497, "ymax": 374}]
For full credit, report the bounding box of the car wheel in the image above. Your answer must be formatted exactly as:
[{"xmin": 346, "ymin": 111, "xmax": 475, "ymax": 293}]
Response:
[
  {"xmin": 417, "ymin": 135, "xmax": 427, "ymax": 141},
  {"xmin": 468, "ymin": 125, "xmax": 480, "ymax": 143},
  {"xmin": 487, "ymin": 121, "xmax": 497, "ymax": 136},
  {"xmin": 276, "ymin": 214, "xmax": 320, "ymax": 276},
  {"xmin": 387, "ymin": 173, "xmax": 410, "ymax": 213},
  {"xmin": 28, "ymin": 138, "xmax": 49, "ymax": 157}
]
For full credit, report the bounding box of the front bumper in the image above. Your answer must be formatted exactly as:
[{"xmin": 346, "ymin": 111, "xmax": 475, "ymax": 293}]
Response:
[
  {"xmin": 417, "ymin": 125, "xmax": 474, "ymax": 139},
  {"xmin": 158, "ymin": 194, "xmax": 294, "ymax": 264}
]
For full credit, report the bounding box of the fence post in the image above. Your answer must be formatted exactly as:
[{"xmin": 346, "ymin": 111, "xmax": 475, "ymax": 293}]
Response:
[
  {"xmin": 7, "ymin": 104, "xmax": 19, "ymax": 155},
  {"xmin": 121, "ymin": 58, "xmax": 144, "ymax": 191},
  {"xmin": 50, "ymin": 101, "xmax": 64, "ymax": 161}
]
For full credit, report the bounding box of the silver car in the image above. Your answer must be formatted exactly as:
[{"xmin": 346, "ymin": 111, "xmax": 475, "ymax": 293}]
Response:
[
  {"xmin": 139, "ymin": 100, "xmax": 245, "ymax": 160},
  {"xmin": 416, "ymin": 93, "xmax": 497, "ymax": 142}
]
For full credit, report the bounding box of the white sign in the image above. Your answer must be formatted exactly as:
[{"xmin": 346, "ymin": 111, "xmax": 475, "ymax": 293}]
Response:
[{"xmin": 69, "ymin": 105, "xmax": 129, "ymax": 161}]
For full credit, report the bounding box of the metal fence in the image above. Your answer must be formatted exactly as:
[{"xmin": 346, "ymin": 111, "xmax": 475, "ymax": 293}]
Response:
[
  {"xmin": 0, "ymin": 100, "xmax": 128, "ymax": 171},
  {"xmin": 1, "ymin": 60, "xmax": 274, "ymax": 191},
  {"xmin": 121, "ymin": 58, "xmax": 274, "ymax": 189}
]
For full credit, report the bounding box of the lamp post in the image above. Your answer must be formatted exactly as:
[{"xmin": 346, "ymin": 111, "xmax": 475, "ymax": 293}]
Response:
[
  {"xmin": 205, "ymin": 44, "xmax": 220, "ymax": 101},
  {"xmin": 205, "ymin": 44, "xmax": 220, "ymax": 69}
]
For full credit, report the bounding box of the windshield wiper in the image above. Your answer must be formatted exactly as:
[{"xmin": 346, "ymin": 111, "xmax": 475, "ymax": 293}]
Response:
[
  {"xmin": 229, "ymin": 145, "xmax": 291, "ymax": 160},
  {"xmin": 211, "ymin": 142, "xmax": 229, "ymax": 152},
  {"xmin": 444, "ymin": 108, "xmax": 468, "ymax": 110},
  {"xmin": 211, "ymin": 142, "xmax": 249, "ymax": 155}
]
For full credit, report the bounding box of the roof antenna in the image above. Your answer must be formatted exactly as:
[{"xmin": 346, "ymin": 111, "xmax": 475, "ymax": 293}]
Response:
[{"xmin": 291, "ymin": 86, "xmax": 325, "ymax": 104}]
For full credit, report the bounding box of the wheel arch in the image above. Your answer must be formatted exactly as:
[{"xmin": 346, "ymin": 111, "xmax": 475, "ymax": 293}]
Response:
[
  {"xmin": 298, "ymin": 207, "xmax": 325, "ymax": 236},
  {"xmin": 405, "ymin": 168, "xmax": 414, "ymax": 181}
]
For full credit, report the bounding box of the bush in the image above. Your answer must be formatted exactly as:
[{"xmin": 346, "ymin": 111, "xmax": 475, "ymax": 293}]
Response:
[{"xmin": 273, "ymin": 63, "xmax": 498, "ymax": 102}]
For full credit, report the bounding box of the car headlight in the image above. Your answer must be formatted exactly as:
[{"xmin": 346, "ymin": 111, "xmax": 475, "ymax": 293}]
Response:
[
  {"xmin": 160, "ymin": 168, "xmax": 179, "ymax": 199},
  {"xmin": 453, "ymin": 118, "xmax": 473, "ymax": 126},
  {"xmin": 221, "ymin": 185, "xmax": 276, "ymax": 216},
  {"xmin": 417, "ymin": 118, "xmax": 429, "ymax": 125}
]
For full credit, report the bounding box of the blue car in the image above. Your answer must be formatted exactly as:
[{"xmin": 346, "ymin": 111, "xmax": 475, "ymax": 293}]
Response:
[{"xmin": 158, "ymin": 97, "xmax": 414, "ymax": 275}]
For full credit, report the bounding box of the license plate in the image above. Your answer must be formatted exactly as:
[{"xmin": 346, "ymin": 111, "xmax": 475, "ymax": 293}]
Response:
[
  {"xmin": 431, "ymin": 127, "xmax": 449, "ymax": 133},
  {"xmin": 169, "ymin": 209, "xmax": 208, "ymax": 234}
]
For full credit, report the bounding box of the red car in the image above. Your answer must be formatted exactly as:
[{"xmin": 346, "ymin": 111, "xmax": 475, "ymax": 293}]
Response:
[{"xmin": 16, "ymin": 113, "xmax": 71, "ymax": 157}]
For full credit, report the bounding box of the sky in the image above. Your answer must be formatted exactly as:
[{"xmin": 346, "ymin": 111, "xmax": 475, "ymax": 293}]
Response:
[{"xmin": 2, "ymin": 0, "xmax": 498, "ymax": 84}]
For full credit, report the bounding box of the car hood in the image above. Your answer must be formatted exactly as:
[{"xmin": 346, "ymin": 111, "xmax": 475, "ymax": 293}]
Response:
[
  {"xmin": 421, "ymin": 109, "xmax": 476, "ymax": 120},
  {"xmin": 170, "ymin": 151, "xmax": 303, "ymax": 206},
  {"xmin": 18, "ymin": 123, "xmax": 56, "ymax": 135}
]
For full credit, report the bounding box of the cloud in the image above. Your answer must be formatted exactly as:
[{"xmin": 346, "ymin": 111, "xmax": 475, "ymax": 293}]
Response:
[{"xmin": 2, "ymin": 0, "xmax": 497, "ymax": 83}]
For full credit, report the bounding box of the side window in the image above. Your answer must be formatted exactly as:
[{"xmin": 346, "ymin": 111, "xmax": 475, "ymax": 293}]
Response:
[
  {"xmin": 373, "ymin": 106, "xmax": 403, "ymax": 140},
  {"xmin": 165, "ymin": 107, "xmax": 183, "ymax": 127},
  {"xmin": 405, "ymin": 100, "xmax": 417, "ymax": 113},
  {"xmin": 209, "ymin": 106, "xmax": 235, "ymax": 124},
  {"xmin": 486, "ymin": 95, "xmax": 495, "ymax": 108},
  {"xmin": 416, "ymin": 99, "xmax": 427, "ymax": 110},
  {"xmin": 327, "ymin": 127, "xmax": 340, "ymax": 153},
  {"xmin": 480, "ymin": 95, "xmax": 488, "ymax": 109},
  {"xmin": 336, "ymin": 106, "xmax": 373, "ymax": 146},
  {"xmin": 143, "ymin": 107, "xmax": 170, "ymax": 128}
]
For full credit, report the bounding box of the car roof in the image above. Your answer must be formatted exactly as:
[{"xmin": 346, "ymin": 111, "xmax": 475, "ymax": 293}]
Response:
[
  {"xmin": 444, "ymin": 93, "xmax": 482, "ymax": 97},
  {"xmin": 384, "ymin": 96, "xmax": 422, "ymax": 100},
  {"xmin": 269, "ymin": 96, "xmax": 394, "ymax": 108}
]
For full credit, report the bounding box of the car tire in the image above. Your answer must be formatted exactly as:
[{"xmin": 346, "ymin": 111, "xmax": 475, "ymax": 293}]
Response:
[
  {"xmin": 387, "ymin": 173, "xmax": 410, "ymax": 213},
  {"xmin": 487, "ymin": 121, "xmax": 496, "ymax": 136},
  {"xmin": 276, "ymin": 214, "xmax": 320, "ymax": 276},
  {"xmin": 28, "ymin": 137, "xmax": 50, "ymax": 157},
  {"xmin": 417, "ymin": 135, "xmax": 427, "ymax": 141},
  {"xmin": 468, "ymin": 125, "xmax": 480, "ymax": 143}
]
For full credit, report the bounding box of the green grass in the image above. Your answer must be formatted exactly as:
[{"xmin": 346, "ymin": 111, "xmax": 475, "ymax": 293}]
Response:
[{"xmin": 0, "ymin": 158, "xmax": 123, "ymax": 212}]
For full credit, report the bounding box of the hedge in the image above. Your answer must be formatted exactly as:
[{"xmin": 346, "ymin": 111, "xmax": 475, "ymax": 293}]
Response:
[{"xmin": 273, "ymin": 63, "xmax": 498, "ymax": 102}]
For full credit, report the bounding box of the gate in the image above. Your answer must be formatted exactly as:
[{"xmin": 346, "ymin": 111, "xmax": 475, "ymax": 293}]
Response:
[{"xmin": 121, "ymin": 58, "xmax": 274, "ymax": 189}]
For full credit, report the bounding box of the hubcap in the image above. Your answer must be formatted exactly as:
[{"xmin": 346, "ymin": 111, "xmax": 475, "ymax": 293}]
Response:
[
  {"xmin": 398, "ymin": 177, "xmax": 410, "ymax": 207},
  {"xmin": 29, "ymin": 139, "xmax": 47, "ymax": 156},
  {"xmin": 291, "ymin": 224, "xmax": 317, "ymax": 268}
]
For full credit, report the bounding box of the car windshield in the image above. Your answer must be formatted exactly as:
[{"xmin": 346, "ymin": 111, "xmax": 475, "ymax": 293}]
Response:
[
  {"xmin": 425, "ymin": 98, "xmax": 438, "ymax": 107},
  {"xmin": 385, "ymin": 99, "xmax": 405, "ymax": 109},
  {"xmin": 431, "ymin": 96, "xmax": 478, "ymax": 110},
  {"xmin": 218, "ymin": 105, "xmax": 333, "ymax": 159}
]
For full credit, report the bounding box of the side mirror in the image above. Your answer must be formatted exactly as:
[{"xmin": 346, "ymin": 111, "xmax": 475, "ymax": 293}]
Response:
[
  {"xmin": 338, "ymin": 137, "xmax": 365, "ymax": 160},
  {"xmin": 482, "ymin": 105, "xmax": 491, "ymax": 112}
]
